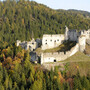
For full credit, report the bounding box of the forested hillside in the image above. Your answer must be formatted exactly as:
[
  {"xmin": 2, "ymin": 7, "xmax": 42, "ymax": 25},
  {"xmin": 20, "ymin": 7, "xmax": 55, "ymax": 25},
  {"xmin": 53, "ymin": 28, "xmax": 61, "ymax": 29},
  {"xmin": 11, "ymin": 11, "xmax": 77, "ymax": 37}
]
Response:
[
  {"xmin": 0, "ymin": 45, "xmax": 90, "ymax": 90},
  {"xmin": 66, "ymin": 9, "xmax": 90, "ymax": 17},
  {"xmin": 0, "ymin": 1, "xmax": 90, "ymax": 89},
  {"xmin": 0, "ymin": 0, "xmax": 90, "ymax": 48}
]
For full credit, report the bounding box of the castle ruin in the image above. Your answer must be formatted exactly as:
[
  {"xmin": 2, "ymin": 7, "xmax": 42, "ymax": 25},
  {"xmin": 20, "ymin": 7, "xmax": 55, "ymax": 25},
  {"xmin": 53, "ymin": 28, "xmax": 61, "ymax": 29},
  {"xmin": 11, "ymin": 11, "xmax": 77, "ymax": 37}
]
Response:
[
  {"xmin": 16, "ymin": 26, "xmax": 90, "ymax": 64},
  {"xmin": 16, "ymin": 38, "xmax": 38, "ymax": 51},
  {"xmin": 41, "ymin": 26, "xmax": 90, "ymax": 64}
]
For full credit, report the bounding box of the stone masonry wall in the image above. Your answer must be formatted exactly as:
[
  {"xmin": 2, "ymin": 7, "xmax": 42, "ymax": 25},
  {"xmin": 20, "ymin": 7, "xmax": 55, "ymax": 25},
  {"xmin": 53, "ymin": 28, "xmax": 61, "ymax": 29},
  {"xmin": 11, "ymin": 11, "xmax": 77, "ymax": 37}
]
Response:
[
  {"xmin": 42, "ymin": 34, "xmax": 65, "ymax": 50},
  {"xmin": 41, "ymin": 43, "xmax": 79, "ymax": 64}
]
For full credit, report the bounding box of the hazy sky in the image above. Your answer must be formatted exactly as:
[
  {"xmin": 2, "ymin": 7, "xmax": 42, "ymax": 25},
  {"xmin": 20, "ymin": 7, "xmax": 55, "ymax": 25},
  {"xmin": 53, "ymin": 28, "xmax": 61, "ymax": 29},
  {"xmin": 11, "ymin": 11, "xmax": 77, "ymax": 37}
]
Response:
[{"xmin": 34, "ymin": 0, "xmax": 90, "ymax": 12}]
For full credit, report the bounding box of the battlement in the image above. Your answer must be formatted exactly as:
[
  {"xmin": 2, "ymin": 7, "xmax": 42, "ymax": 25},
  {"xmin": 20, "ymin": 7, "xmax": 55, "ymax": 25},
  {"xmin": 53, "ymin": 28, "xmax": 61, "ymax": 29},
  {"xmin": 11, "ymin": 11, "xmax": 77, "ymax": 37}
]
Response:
[
  {"xmin": 43, "ymin": 44, "xmax": 78, "ymax": 57},
  {"xmin": 43, "ymin": 34, "xmax": 64, "ymax": 37},
  {"xmin": 41, "ymin": 43, "xmax": 79, "ymax": 64},
  {"xmin": 44, "ymin": 52, "xmax": 66, "ymax": 56}
]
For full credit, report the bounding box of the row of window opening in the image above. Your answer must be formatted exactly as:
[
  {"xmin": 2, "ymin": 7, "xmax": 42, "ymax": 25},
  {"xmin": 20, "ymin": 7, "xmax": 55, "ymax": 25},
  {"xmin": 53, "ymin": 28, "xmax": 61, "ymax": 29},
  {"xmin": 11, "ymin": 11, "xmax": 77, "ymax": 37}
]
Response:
[{"xmin": 45, "ymin": 39, "xmax": 59, "ymax": 42}]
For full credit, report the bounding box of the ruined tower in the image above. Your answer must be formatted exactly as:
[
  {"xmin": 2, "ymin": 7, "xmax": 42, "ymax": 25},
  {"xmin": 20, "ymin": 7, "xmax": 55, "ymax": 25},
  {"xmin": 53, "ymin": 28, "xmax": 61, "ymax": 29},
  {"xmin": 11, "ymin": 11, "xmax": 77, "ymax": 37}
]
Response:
[{"xmin": 78, "ymin": 35, "xmax": 86, "ymax": 52}]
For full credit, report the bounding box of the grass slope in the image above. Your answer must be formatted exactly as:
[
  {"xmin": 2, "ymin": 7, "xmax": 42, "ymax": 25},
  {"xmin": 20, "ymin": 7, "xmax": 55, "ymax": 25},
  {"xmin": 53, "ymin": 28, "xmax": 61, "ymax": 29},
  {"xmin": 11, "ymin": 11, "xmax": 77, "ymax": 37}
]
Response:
[
  {"xmin": 63, "ymin": 52, "xmax": 90, "ymax": 62},
  {"xmin": 67, "ymin": 62, "xmax": 90, "ymax": 76},
  {"xmin": 36, "ymin": 41, "xmax": 76, "ymax": 54},
  {"xmin": 44, "ymin": 41, "xmax": 76, "ymax": 53},
  {"xmin": 61, "ymin": 52, "xmax": 90, "ymax": 76}
]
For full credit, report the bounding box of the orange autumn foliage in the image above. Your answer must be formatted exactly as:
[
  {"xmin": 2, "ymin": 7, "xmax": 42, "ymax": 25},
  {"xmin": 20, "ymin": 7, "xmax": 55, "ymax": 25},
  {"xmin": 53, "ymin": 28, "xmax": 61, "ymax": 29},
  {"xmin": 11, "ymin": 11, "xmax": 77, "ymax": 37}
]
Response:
[{"xmin": 58, "ymin": 72, "xmax": 65, "ymax": 83}]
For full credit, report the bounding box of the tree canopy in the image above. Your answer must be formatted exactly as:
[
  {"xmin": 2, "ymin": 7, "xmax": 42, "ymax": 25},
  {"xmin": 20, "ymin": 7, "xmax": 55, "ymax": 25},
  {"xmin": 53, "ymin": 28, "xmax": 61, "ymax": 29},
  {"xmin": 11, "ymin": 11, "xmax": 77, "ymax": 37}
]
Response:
[{"xmin": 0, "ymin": 0, "xmax": 90, "ymax": 47}]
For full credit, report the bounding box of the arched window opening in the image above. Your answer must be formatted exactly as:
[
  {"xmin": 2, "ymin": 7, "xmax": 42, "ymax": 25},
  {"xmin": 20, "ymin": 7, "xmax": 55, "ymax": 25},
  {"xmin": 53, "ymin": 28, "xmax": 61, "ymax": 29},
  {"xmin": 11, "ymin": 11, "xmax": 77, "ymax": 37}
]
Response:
[{"xmin": 54, "ymin": 59, "xmax": 56, "ymax": 62}]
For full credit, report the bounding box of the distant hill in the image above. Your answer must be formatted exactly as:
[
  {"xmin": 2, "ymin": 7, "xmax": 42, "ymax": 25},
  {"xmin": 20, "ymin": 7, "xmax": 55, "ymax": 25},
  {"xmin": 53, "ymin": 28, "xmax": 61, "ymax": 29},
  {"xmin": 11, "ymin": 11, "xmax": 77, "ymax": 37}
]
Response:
[
  {"xmin": 57, "ymin": 9, "xmax": 90, "ymax": 18},
  {"xmin": 68, "ymin": 9, "xmax": 90, "ymax": 17},
  {"xmin": 0, "ymin": 1, "xmax": 90, "ymax": 48}
]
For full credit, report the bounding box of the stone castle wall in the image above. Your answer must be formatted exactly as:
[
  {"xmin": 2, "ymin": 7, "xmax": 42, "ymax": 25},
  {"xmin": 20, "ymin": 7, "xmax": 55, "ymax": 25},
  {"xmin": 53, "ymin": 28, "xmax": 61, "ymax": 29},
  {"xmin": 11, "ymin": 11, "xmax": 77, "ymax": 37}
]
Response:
[
  {"xmin": 42, "ymin": 34, "xmax": 65, "ymax": 50},
  {"xmin": 41, "ymin": 43, "xmax": 79, "ymax": 64},
  {"xmin": 78, "ymin": 35, "xmax": 86, "ymax": 52},
  {"xmin": 17, "ymin": 27, "xmax": 90, "ymax": 64},
  {"xmin": 80, "ymin": 29, "xmax": 90, "ymax": 39},
  {"xmin": 41, "ymin": 27, "xmax": 90, "ymax": 51},
  {"xmin": 68, "ymin": 30, "xmax": 78, "ymax": 41},
  {"xmin": 16, "ymin": 39, "xmax": 38, "ymax": 51}
]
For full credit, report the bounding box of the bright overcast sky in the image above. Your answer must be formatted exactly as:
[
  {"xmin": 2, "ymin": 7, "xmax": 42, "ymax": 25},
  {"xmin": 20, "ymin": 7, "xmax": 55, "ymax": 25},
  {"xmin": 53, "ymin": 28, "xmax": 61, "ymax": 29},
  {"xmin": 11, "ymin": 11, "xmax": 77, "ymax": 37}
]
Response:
[{"xmin": 33, "ymin": 0, "xmax": 90, "ymax": 12}]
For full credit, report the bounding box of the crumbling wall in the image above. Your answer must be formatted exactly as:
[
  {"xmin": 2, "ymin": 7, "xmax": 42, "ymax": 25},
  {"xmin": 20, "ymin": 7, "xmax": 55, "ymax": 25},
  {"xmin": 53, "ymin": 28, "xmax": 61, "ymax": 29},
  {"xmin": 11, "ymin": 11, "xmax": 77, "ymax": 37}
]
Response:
[
  {"xmin": 41, "ymin": 34, "xmax": 65, "ymax": 50},
  {"xmin": 70, "ymin": 44, "xmax": 79, "ymax": 56},
  {"xmin": 41, "ymin": 43, "xmax": 79, "ymax": 64},
  {"xmin": 16, "ymin": 40, "xmax": 21, "ymax": 46},
  {"xmin": 16, "ymin": 39, "xmax": 38, "ymax": 51},
  {"xmin": 78, "ymin": 35, "xmax": 86, "ymax": 52}
]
